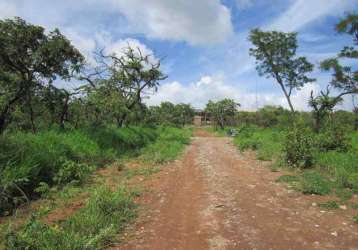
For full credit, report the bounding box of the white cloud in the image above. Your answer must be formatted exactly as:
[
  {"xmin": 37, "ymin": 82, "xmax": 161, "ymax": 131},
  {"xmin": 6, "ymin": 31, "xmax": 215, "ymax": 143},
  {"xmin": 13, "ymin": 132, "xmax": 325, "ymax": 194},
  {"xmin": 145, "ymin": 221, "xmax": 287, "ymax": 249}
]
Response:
[
  {"xmin": 267, "ymin": 0, "xmax": 357, "ymax": 32},
  {"xmin": 108, "ymin": 0, "xmax": 234, "ymax": 45},
  {"xmin": 105, "ymin": 38, "xmax": 157, "ymax": 61},
  {"xmin": 146, "ymin": 75, "xmax": 326, "ymax": 111}
]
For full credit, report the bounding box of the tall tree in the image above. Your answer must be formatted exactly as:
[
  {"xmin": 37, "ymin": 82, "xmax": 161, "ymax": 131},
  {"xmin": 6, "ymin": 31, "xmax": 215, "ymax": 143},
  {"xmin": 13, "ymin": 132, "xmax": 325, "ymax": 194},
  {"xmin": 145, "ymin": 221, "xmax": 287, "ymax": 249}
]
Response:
[
  {"xmin": 310, "ymin": 13, "xmax": 358, "ymax": 131},
  {"xmin": 0, "ymin": 17, "xmax": 84, "ymax": 133},
  {"xmin": 249, "ymin": 29, "xmax": 315, "ymax": 112}
]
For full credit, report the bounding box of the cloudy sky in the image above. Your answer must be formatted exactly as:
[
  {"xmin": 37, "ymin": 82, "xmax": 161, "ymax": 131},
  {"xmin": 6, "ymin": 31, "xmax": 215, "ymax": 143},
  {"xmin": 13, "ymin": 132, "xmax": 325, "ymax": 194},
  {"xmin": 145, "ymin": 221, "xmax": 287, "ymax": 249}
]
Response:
[{"xmin": 1, "ymin": 0, "xmax": 357, "ymax": 110}]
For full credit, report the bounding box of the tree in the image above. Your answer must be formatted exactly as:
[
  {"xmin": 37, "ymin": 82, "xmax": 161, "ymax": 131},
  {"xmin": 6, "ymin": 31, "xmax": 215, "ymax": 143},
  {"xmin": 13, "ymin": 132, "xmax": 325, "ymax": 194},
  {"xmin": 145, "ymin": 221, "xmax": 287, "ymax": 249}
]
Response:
[
  {"xmin": 249, "ymin": 29, "xmax": 315, "ymax": 113},
  {"xmin": 309, "ymin": 88, "xmax": 342, "ymax": 132},
  {"xmin": 310, "ymin": 13, "xmax": 358, "ymax": 132},
  {"xmin": 205, "ymin": 99, "xmax": 240, "ymax": 129},
  {"xmin": 81, "ymin": 46, "xmax": 166, "ymax": 127},
  {"xmin": 175, "ymin": 103, "xmax": 195, "ymax": 127},
  {"xmin": 0, "ymin": 17, "xmax": 84, "ymax": 133},
  {"xmin": 320, "ymin": 13, "xmax": 357, "ymax": 99}
]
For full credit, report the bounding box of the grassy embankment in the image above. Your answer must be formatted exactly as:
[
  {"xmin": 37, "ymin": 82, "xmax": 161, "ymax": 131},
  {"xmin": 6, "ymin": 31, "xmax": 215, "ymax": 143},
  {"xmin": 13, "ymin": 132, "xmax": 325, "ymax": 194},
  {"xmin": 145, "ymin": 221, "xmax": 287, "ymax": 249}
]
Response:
[
  {"xmin": 0, "ymin": 126, "xmax": 192, "ymax": 249},
  {"xmin": 231, "ymin": 126, "xmax": 358, "ymax": 202}
]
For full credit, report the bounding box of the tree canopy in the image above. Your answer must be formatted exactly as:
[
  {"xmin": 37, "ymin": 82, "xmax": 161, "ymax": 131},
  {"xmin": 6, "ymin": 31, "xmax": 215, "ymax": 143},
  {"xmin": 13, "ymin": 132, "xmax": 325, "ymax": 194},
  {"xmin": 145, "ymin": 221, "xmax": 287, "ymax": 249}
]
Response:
[{"xmin": 249, "ymin": 28, "xmax": 315, "ymax": 112}]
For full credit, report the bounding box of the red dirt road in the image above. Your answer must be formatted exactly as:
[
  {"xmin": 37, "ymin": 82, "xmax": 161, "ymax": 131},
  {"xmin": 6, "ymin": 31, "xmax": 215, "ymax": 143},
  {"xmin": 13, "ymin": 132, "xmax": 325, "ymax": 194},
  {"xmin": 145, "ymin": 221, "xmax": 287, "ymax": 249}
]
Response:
[{"xmin": 113, "ymin": 130, "xmax": 358, "ymax": 250}]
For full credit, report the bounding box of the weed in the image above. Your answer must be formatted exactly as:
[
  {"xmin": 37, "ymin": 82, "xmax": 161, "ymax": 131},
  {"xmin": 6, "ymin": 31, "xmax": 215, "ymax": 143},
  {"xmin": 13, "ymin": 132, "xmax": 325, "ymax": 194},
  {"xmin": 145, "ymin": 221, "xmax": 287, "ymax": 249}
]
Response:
[
  {"xmin": 299, "ymin": 171, "xmax": 332, "ymax": 195},
  {"xmin": 354, "ymin": 215, "xmax": 358, "ymax": 224},
  {"xmin": 124, "ymin": 166, "xmax": 160, "ymax": 179},
  {"xmin": 335, "ymin": 188, "xmax": 353, "ymax": 201},
  {"xmin": 276, "ymin": 175, "xmax": 300, "ymax": 183},
  {"xmin": 318, "ymin": 200, "xmax": 340, "ymax": 209}
]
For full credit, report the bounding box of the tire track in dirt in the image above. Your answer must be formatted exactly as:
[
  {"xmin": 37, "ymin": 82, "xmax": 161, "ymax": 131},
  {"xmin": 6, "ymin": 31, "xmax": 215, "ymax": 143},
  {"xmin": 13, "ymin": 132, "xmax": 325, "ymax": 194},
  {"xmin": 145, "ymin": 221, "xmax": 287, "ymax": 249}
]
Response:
[{"xmin": 112, "ymin": 130, "xmax": 358, "ymax": 250}]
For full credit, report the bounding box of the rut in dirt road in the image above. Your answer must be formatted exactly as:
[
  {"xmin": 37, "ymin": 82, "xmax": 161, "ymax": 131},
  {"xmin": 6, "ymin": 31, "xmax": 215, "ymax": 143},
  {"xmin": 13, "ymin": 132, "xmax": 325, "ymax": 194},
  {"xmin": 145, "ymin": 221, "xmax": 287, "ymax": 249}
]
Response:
[{"xmin": 114, "ymin": 131, "xmax": 358, "ymax": 250}]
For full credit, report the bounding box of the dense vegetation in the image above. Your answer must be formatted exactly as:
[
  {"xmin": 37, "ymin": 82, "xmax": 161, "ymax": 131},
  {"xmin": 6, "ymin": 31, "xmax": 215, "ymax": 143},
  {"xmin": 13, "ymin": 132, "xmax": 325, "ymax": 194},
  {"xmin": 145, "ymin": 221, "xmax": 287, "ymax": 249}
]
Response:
[{"xmin": 0, "ymin": 17, "xmax": 195, "ymax": 218}]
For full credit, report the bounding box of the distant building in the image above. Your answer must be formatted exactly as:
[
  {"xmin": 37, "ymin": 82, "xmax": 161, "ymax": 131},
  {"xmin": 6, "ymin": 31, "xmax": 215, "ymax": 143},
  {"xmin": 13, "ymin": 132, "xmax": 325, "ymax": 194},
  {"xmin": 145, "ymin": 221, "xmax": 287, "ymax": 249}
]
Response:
[{"xmin": 193, "ymin": 109, "xmax": 212, "ymax": 126}]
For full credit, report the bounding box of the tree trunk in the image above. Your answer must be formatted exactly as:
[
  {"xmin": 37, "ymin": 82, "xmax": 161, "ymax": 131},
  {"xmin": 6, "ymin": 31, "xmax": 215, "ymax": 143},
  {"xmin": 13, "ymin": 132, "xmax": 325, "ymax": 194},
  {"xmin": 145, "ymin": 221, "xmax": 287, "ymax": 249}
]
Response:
[
  {"xmin": 59, "ymin": 94, "xmax": 70, "ymax": 130},
  {"xmin": 278, "ymin": 82, "xmax": 295, "ymax": 113},
  {"xmin": 0, "ymin": 111, "xmax": 7, "ymax": 135}
]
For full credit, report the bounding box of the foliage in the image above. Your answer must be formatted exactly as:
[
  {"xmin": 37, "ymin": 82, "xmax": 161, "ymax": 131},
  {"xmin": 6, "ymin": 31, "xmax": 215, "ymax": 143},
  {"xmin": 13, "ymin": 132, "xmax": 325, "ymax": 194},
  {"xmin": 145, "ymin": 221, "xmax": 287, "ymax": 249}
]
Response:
[
  {"xmin": 0, "ymin": 126, "xmax": 160, "ymax": 216},
  {"xmin": 299, "ymin": 171, "xmax": 332, "ymax": 195},
  {"xmin": 53, "ymin": 159, "xmax": 94, "ymax": 186},
  {"xmin": 140, "ymin": 127, "xmax": 192, "ymax": 163},
  {"xmin": 205, "ymin": 99, "xmax": 239, "ymax": 129},
  {"xmin": 249, "ymin": 28, "xmax": 315, "ymax": 112},
  {"xmin": 283, "ymin": 124, "xmax": 315, "ymax": 168},
  {"xmin": 0, "ymin": 17, "xmax": 84, "ymax": 133},
  {"xmin": 314, "ymin": 125, "xmax": 351, "ymax": 152},
  {"xmin": 80, "ymin": 46, "xmax": 167, "ymax": 127},
  {"xmin": 5, "ymin": 186, "xmax": 136, "ymax": 250},
  {"xmin": 147, "ymin": 102, "xmax": 195, "ymax": 127},
  {"xmin": 317, "ymin": 13, "xmax": 357, "ymax": 120}
]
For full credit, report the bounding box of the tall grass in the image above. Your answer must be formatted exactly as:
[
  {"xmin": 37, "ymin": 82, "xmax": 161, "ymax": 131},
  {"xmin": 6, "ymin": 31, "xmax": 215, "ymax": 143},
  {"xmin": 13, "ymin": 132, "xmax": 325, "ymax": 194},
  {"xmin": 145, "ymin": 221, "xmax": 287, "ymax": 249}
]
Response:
[
  {"xmin": 233, "ymin": 126, "xmax": 358, "ymax": 195},
  {"xmin": 140, "ymin": 127, "xmax": 192, "ymax": 163},
  {"xmin": 5, "ymin": 186, "xmax": 136, "ymax": 249},
  {"xmin": 0, "ymin": 126, "xmax": 169, "ymax": 215}
]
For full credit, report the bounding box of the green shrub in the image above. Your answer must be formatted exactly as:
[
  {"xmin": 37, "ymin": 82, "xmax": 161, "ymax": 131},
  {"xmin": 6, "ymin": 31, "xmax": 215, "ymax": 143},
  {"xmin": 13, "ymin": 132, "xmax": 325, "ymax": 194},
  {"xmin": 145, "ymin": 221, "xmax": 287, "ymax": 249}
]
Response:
[
  {"xmin": 234, "ymin": 126, "xmax": 283, "ymax": 161},
  {"xmin": 347, "ymin": 173, "xmax": 358, "ymax": 193},
  {"xmin": 53, "ymin": 159, "xmax": 95, "ymax": 186},
  {"xmin": 283, "ymin": 125, "xmax": 315, "ymax": 168},
  {"xmin": 299, "ymin": 171, "xmax": 332, "ymax": 195},
  {"xmin": 315, "ymin": 125, "xmax": 351, "ymax": 152}
]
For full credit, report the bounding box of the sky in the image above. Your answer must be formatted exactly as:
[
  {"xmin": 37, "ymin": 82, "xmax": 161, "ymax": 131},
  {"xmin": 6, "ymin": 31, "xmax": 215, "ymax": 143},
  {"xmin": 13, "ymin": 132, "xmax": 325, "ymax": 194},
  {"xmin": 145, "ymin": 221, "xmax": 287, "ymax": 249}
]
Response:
[{"xmin": 1, "ymin": 0, "xmax": 357, "ymax": 111}]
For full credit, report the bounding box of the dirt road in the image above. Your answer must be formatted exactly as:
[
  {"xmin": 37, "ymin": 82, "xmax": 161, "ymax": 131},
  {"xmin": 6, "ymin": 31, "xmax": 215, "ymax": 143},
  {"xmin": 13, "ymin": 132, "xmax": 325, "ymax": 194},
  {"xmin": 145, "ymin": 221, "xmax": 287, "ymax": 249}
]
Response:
[{"xmin": 113, "ymin": 130, "xmax": 358, "ymax": 250}]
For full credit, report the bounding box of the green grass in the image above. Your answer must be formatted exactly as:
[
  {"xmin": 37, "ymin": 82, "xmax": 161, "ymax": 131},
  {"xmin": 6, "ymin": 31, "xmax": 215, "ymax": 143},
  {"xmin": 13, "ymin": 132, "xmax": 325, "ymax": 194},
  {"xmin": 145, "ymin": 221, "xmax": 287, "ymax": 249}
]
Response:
[
  {"xmin": 318, "ymin": 200, "xmax": 340, "ymax": 210},
  {"xmin": 0, "ymin": 126, "xmax": 190, "ymax": 216},
  {"xmin": 4, "ymin": 186, "xmax": 136, "ymax": 250},
  {"xmin": 233, "ymin": 125, "xmax": 358, "ymax": 197},
  {"xmin": 276, "ymin": 175, "xmax": 300, "ymax": 184},
  {"xmin": 233, "ymin": 126, "xmax": 283, "ymax": 161},
  {"xmin": 276, "ymin": 171, "xmax": 333, "ymax": 195},
  {"xmin": 124, "ymin": 166, "xmax": 161, "ymax": 179},
  {"xmin": 354, "ymin": 215, "xmax": 358, "ymax": 224},
  {"xmin": 299, "ymin": 171, "xmax": 333, "ymax": 195},
  {"xmin": 140, "ymin": 127, "xmax": 192, "ymax": 163}
]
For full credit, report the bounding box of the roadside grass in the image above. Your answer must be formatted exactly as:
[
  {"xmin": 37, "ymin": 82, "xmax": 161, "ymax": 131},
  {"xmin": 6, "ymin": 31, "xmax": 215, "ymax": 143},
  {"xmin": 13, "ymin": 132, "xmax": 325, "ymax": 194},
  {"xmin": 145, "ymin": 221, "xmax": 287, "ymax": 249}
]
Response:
[
  {"xmin": 124, "ymin": 166, "xmax": 161, "ymax": 179},
  {"xmin": 0, "ymin": 126, "xmax": 191, "ymax": 216},
  {"xmin": 0, "ymin": 126, "xmax": 192, "ymax": 248},
  {"xmin": 354, "ymin": 215, "xmax": 358, "ymax": 224},
  {"xmin": 233, "ymin": 126, "xmax": 358, "ymax": 198},
  {"xmin": 5, "ymin": 186, "xmax": 136, "ymax": 250},
  {"xmin": 233, "ymin": 126, "xmax": 283, "ymax": 161},
  {"xmin": 140, "ymin": 126, "xmax": 192, "ymax": 164},
  {"xmin": 318, "ymin": 200, "xmax": 340, "ymax": 210}
]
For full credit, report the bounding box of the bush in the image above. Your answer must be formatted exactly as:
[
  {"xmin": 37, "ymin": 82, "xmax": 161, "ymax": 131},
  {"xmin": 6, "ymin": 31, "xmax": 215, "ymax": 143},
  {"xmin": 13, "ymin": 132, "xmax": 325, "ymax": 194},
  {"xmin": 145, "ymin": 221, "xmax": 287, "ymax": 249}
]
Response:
[
  {"xmin": 53, "ymin": 159, "xmax": 95, "ymax": 186},
  {"xmin": 315, "ymin": 125, "xmax": 351, "ymax": 152},
  {"xmin": 283, "ymin": 125, "xmax": 315, "ymax": 168}
]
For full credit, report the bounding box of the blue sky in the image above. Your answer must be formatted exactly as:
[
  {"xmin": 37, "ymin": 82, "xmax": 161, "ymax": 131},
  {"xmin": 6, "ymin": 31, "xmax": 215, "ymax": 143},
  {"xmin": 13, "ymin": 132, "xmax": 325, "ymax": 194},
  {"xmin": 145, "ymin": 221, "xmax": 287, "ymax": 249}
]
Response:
[{"xmin": 1, "ymin": 0, "xmax": 357, "ymax": 110}]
